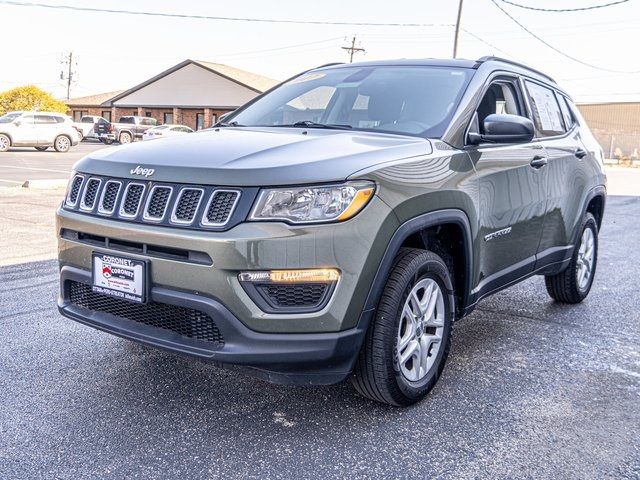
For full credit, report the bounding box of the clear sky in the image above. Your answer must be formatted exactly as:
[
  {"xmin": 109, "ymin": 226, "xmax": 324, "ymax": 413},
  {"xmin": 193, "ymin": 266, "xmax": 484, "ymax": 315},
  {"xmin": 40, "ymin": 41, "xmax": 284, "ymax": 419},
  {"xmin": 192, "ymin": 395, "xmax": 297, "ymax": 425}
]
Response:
[{"xmin": 2, "ymin": 0, "xmax": 639, "ymax": 103}]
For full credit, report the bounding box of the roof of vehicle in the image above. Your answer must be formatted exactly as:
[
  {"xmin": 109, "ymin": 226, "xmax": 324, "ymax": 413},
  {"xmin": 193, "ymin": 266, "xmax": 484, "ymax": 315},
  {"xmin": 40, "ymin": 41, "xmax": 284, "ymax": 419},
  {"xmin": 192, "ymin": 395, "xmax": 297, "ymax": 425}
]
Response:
[
  {"xmin": 149, "ymin": 124, "xmax": 191, "ymax": 129},
  {"xmin": 315, "ymin": 56, "xmax": 556, "ymax": 85}
]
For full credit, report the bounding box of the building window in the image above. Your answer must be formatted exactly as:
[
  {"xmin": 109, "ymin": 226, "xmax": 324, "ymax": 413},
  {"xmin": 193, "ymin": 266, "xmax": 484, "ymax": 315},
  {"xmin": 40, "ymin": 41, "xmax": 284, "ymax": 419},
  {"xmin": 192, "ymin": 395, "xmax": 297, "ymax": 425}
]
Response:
[
  {"xmin": 211, "ymin": 114, "xmax": 218, "ymax": 126},
  {"xmin": 132, "ymin": 111, "xmax": 137, "ymax": 116},
  {"xmin": 145, "ymin": 111, "xmax": 152, "ymax": 118},
  {"xmin": 73, "ymin": 110, "xmax": 87, "ymax": 122},
  {"xmin": 196, "ymin": 113, "xmax": 204, "ymax": 130},
  {"xmin": 163, "ymin": 112, "xmax": 173, "ymax": 124},
  {"xmin": 102, "ymin": 111, "xmax": 111, "ymax": 122}
]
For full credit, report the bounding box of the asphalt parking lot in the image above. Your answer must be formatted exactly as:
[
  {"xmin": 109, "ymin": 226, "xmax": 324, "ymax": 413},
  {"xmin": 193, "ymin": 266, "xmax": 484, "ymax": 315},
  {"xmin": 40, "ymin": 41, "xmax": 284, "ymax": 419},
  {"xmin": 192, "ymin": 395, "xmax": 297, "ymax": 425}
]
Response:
[
  {"xmin": 1, "ymin": 177, "xmax": 639, "ymax": 478},
  {"xmin": 0, "ymin": 142, "xmax": 107, "ymax": 187}
]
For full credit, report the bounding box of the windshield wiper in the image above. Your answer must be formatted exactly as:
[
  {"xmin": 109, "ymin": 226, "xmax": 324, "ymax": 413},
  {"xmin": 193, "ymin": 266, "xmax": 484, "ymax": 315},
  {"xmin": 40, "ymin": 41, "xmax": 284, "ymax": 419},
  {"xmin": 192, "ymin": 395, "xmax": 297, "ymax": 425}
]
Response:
[{"xmin": 276, "ymin": 121, "xmax": 353, "ymax": 130}]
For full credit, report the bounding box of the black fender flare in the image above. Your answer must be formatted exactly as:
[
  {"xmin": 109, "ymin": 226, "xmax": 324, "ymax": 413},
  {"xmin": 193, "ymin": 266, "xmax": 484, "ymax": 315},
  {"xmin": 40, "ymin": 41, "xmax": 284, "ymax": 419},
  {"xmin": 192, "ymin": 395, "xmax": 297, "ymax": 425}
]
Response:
[
  {"xmin": 357, "ymin": 209, "xmax": 474, "ymax": 331},
  {"xmin": 572, "ymin": 185, "xmax": 606, "ymax": 246}
]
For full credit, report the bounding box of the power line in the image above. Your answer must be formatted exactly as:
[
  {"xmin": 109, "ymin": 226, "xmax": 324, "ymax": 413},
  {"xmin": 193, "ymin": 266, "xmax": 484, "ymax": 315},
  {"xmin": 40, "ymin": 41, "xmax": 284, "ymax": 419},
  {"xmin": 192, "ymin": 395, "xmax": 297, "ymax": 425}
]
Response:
[
  {"xmin": 496, "ymin": 0, "xmax": 631, "ymax": 13},
  {"xmin": 0, "ymin": 1, "xmax": 448, "ymax": 27},
  {"xmin": 490, "ymin": 0, "xmax": 640, "ymax": 74}
]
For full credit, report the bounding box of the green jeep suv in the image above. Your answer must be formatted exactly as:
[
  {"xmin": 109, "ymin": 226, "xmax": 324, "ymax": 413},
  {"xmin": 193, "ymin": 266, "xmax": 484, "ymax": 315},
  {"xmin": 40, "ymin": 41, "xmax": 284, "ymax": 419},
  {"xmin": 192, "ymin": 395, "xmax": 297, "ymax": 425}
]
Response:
[{"xmin": 57, "ymin": 57, "xmax": 606, "ymax": 406}]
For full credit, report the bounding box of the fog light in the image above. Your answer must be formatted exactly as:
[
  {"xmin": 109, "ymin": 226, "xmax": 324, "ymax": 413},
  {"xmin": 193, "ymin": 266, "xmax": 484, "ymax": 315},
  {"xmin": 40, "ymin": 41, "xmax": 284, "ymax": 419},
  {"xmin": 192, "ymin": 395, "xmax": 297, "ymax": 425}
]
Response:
[{"xmin": 238, "ymin": 268, "xmax": 340, "ymax": 283}]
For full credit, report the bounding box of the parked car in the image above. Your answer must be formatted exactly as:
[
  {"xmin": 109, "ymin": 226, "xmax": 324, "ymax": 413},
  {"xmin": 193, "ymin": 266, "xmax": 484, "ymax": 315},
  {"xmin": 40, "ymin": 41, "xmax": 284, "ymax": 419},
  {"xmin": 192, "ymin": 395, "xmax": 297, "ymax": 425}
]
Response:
[
  {"xmin": 57, "ymin": 57, "xmax": 606, "ymax": 406},
  {"xmin": 73, "ymin": 115, "xmax": 109, "ymax": 140},
  {"xmin": 142, "ymin": 124, "xmax": 194, "ymax": 141},
  {"xmin": 94, "ymin": 116, "xmax": 157, "ymax": 144},
  {"xmin": 0, "ymin": 111, "xmax": 82, "ymax": 152}
]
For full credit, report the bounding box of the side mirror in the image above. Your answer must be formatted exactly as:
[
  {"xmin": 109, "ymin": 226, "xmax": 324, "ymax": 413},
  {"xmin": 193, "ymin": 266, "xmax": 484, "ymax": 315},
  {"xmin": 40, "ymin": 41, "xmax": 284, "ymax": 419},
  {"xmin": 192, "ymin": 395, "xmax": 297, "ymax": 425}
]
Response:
[
  {"xmin": 468, "ymin": 114, "xmax": 534, "ymax": 145},
  {"xmin": 13, "ymin": 121, "xmax": 21, "ymax": 127}
]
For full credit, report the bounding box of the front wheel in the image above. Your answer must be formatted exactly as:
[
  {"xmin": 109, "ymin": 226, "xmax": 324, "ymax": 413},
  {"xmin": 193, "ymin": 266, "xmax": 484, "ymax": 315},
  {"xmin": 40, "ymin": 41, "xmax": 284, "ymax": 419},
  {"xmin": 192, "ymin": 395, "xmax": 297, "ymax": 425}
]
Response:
[
  {"xmin": 545, "ymin": 212, "xmax": 598, "ymax": 303},
  {"xmin": 53, "ymin": 135, "xmax": 71, "ymax": 153},
  {"xmin": 350, "ymin": 248, "xmax": 454, "ymax": 406},
  {"xmin": 0, "ymin": 134, "xmax": 10, "ymax": 152}
]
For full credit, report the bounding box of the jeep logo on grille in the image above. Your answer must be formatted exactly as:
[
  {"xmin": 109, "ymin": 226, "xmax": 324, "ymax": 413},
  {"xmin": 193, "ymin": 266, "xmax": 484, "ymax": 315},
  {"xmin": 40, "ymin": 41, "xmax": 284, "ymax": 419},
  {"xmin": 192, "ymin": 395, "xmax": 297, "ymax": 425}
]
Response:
[{"xmin": 130, "ymin": 165, "xmax": 155, "ymax": 177}]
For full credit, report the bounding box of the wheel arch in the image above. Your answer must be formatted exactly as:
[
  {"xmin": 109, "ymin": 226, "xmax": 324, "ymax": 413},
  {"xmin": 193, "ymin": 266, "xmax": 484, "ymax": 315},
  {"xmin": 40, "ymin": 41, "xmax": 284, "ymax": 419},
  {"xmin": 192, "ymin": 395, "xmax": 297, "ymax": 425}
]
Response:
[{"xmin": 361, "ymin": 209, "xmax": 474, "ymax": 321}]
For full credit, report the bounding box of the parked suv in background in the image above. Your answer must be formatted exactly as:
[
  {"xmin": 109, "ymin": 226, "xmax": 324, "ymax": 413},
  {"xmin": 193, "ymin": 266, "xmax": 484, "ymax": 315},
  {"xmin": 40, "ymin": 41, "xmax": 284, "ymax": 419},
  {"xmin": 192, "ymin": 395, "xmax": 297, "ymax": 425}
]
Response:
[
  {"xmin": 0, "ymin": 111, "xmax": 82, "ymax": 152},
  {"xmin": 57, "ymin": 57, "xmax": 606, "ymax": 406},
  {"xmin": 94, "ymin": 116, "xmax": 157, "ymax": 144}
]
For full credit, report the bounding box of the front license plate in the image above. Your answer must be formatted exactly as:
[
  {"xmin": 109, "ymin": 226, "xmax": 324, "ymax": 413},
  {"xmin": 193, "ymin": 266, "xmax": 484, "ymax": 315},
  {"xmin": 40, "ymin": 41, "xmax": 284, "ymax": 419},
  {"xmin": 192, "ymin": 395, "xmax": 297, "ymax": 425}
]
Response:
[{"xmin": 92, "ymin": 253, "xmax": 147, "ymax": 303}]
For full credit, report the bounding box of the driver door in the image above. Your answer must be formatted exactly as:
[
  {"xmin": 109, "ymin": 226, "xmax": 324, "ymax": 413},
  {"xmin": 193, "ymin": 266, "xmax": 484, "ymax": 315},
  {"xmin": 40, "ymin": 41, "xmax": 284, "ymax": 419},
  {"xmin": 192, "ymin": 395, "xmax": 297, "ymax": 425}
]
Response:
[
  {"xmin": 466, "ymin": 76, "xmax": 549, "ymax": 298},
  {"xmin": 11, "ymin": 115, "xmax": 36, "ymax": 145}
]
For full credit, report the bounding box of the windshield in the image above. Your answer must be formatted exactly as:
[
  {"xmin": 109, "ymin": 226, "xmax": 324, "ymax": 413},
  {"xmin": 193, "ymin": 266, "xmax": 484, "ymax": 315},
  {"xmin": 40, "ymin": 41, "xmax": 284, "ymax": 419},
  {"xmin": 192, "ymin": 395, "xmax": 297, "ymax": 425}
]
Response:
[
  {"xmin": 0, "ymin": 113, "xmax": 21, "ymax": 124},
  {"xmin": 229, "ymin": 66, "xmax": 472, "ymax": 137}
]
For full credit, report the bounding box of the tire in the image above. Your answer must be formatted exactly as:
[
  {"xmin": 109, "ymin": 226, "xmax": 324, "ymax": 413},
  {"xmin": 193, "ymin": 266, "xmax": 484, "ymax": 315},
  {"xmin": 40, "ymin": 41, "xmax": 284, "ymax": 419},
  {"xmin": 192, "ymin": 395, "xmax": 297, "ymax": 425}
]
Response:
[
  {"xmin": 0, "ymin": 134, "xmax": 10, "ymax": 152},
  {"xmin": 103, "ymin": 139, "xmax": 114, "ymax": 145},
  {"xmin": 35, "ymin": 146, "xmax": 48, "ymax": 151},
  {"xmin": 119, "ymin": 132, "xmax": 132, "ymax": 144},
  {"xmin": 350, "ymin": 248, "xmax": 455, "ymax": 406},
  {"xmin": 53, "ymin": 135, "xmax": 71, "ymax": 153},
  {"xmin": 545, "ymin": 212, "xmax": 598, "ymax": 303}
]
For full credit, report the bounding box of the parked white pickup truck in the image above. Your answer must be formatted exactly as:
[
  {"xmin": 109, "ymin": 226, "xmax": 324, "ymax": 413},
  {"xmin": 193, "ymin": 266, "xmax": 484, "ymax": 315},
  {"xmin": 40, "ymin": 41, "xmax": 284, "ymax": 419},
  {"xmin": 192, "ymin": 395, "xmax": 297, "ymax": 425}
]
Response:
[{"xmin": 73, "ymin": 115, "xmax": 109, "ymax": 140}]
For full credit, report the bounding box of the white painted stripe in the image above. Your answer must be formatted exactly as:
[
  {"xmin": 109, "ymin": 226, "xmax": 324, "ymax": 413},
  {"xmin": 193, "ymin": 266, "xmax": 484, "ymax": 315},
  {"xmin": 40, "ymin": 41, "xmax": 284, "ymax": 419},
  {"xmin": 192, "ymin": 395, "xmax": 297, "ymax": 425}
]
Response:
[{"xmin": 0, "ymin": 164, "xmax": 71, "ymax": 174}]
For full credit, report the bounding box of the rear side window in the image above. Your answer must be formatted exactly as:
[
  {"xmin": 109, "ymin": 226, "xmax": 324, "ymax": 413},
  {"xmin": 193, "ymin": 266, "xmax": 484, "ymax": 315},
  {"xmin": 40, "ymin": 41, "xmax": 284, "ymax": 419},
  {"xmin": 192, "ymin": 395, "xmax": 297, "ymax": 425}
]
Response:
[
  {"xmin": 525, "ymin": 81, "xmax": 565, "ymax": 136},
  {"xmin": 557, "ymin": 95, "xmax": 575, "ymax": 130},
  {"xmin": 35, "ymin": 115, "xmax": 57, "ymax": 124},
  {"xmin": 118, "ymin": 117, "xmax": 135, "ymax": 124}
]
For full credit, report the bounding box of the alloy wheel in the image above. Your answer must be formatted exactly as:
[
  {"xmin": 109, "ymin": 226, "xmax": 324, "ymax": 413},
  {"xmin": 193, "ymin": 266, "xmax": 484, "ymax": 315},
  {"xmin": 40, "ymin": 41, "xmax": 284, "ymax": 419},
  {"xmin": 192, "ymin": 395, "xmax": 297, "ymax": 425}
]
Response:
[
  {"xmin": 395, "ymin": 278, "xmax": 445, "ymax": 382},
  {"xmin": 576, "ymin": 227, "xmax": 595, "ymax": 290}
]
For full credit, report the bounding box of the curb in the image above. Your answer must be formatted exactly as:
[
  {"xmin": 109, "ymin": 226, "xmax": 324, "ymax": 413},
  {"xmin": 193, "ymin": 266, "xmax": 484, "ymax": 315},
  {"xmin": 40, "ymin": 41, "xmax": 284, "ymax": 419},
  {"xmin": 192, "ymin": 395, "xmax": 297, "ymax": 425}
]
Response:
[{"xmin": 21, "ymin": 179, "xmax": 68, "ymax": 189}]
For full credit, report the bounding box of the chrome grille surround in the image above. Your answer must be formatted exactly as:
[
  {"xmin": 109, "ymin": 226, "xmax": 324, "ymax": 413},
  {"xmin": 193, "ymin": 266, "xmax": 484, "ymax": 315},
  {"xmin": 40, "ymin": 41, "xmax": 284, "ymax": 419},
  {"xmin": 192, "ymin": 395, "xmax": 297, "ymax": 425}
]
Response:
[
  {"xmin": 80, "ymin": 177, "xmax": 102, "ymax": 211},
  {"xmin": 62, "ymin": 173, "xmax": 245, "ymax": 231},
  {"xmin": 98, "ymin": 180, "xmax": 122, "ymax": 215},
  {"xmin": 119, "ymin": 182, "xmax": 146, "ymax": 218},
  {"xmin": 201, "ymin": 189, "xmax": 241, "ymax": 227}
]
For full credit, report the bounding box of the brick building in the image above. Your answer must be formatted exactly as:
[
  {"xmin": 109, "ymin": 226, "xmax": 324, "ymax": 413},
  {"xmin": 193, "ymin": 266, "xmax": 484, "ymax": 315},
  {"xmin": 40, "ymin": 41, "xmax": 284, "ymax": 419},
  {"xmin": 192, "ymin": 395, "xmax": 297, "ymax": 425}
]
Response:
[{"xmin": 66, "ymin": 59, "xmax": 278, "ymax": 130}]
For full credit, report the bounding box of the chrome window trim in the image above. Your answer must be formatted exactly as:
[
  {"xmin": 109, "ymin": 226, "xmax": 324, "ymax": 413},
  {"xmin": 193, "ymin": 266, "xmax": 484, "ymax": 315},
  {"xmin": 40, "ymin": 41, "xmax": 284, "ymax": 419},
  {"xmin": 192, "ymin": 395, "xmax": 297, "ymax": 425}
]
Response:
[
  {"xmin": 143, "ymin": 185, "xmax": 174, "ymax": 222},
  {"xmin": 170, "ymin": 187, "xmax": 205, "ymax": 225},
  {"xmin": 97, "ymin": 180, "xmax": 123, "ymax": 215},
  {"xmin": 65, "ymin": 174, "xmax": 85, "ymax": 207},
  {"xmin": 201, "ymin": 189, "xmax": 241, "ymax": 227},
  {"xmin": 79, "ymin": 177, "xmax": 102, "ymax": 211},
  {"xmin": 118, "ymin": 182, "xmax": 146, "ymax": 219}
]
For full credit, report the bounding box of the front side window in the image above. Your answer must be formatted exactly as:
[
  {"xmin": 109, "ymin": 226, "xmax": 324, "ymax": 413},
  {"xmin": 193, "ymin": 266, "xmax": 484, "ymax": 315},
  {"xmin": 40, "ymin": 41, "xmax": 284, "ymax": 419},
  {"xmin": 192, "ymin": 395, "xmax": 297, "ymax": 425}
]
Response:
[
  {"xmin": 229, "ymin": 66, "xmax": 473, "ymax": 138},
  {"xmin": 525, "ymin": 81, "xmax": 565, "ymax": 137},
  {"xmin": 474, "ymin": 81, "xmax": 523, "ymax": 134},
  {"xmin": 0, "ymin": 113, "xmax": 22, "ymax": 123}
]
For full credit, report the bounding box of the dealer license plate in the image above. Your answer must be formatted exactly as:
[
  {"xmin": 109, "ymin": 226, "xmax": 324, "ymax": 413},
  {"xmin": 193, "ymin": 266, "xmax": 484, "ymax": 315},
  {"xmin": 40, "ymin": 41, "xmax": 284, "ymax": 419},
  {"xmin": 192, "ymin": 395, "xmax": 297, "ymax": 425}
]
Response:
[{"xmin": 92, "ymin": 253, "xmax": 147, "ymax": 303}]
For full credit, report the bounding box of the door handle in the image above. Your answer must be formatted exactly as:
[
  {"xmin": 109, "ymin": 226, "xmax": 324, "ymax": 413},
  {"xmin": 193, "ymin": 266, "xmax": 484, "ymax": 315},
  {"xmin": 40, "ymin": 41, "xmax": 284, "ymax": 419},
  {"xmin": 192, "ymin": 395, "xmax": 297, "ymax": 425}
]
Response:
[
  {"xmin": 530, "ymin": 155, "xmax": 548, "ymax": 169},
  {"xmin": 574, "ymin": 148, "xmax": 587, "ymax": 159}
]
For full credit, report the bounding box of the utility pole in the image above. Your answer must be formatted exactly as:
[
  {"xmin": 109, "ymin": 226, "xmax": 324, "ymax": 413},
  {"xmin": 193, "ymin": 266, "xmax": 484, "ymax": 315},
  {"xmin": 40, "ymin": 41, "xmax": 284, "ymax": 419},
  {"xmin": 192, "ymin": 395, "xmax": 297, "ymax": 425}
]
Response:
[
  {"xmin": 453, "ymin": 0, "xmax": 464, "ymax": 58},
  {"xmin": 60, "ymin": 52, "xmax": 76, "ymax": 100},
  {"xmin": 341, "ymin": 36, "xmax": 365, "ymax": 63}
]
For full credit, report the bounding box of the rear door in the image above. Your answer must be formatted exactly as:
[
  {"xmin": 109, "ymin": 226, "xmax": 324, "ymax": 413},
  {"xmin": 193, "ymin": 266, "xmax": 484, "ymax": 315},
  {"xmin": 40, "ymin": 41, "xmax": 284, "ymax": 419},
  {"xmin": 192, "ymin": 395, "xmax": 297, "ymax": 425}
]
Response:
[
  {"xmin": 466, "ymin": 75, "xmax": 549, "ymax": 297},
  {"xmin": 523, "ymin": 80, "xmax": 586, "ymax": 266},
  {"xmin": 34, "ymin": 115, "xmax": 60, "ymax": 145}
]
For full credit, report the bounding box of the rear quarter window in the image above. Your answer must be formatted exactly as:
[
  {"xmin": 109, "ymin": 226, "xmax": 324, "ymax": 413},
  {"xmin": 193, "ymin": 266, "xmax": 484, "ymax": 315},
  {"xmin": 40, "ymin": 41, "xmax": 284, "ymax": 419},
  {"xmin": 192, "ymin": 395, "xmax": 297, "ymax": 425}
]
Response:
[{"xmin": 525, "ymin": 80, "xmax": 565, "ymax": 137}]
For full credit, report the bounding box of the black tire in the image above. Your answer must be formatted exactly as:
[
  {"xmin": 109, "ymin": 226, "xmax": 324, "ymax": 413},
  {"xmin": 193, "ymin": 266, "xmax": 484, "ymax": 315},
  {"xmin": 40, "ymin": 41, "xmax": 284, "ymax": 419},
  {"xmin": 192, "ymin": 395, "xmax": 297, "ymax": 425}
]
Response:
[
  {"xmin": 0, "ymin": 134, "xmax": 10, "ymax": 152},
  {"xmin": 350, "ymin": 248, "xmax": 455, "ymax": 406},
  {"xmin": 35, "ymin": 146, "xmax": 48, "ymax": 151},
  {"xmin": 53, "ymin": 135, "xmax": 71, "ymax": 153},
  {"xmin": 545, "ymin": 212, "xmax": 598, "ymax": 303},
  {"xmin": 103, "ymin": 139, "xmax": 114, "ymax": 145},
  {"xmin": 119, "ymin": 132, "xmax": 132, "ymax": 144}
]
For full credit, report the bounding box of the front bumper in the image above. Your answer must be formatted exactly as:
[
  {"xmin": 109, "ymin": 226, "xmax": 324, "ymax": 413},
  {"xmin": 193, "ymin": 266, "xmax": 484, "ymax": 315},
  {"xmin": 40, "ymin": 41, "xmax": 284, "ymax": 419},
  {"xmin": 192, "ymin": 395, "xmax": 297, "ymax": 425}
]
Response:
[{"xmin": 59, "ymin": 265, "xmax": 368, "ymax": 384}]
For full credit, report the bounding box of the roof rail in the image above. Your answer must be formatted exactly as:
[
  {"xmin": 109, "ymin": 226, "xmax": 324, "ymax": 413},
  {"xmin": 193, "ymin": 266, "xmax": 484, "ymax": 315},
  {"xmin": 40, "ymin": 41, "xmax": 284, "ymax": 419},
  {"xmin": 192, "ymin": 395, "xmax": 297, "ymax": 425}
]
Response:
[{"xmin": 475, "ymin": 56, "xmax": 556, "ymax": 83}]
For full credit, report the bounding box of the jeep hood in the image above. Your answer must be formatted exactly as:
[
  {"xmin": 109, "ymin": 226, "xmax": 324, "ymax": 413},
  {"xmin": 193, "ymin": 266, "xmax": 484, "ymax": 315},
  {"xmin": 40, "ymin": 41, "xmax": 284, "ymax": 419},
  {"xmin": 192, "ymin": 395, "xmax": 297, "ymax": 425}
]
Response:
[{"xmin": 74, "ymin": 127, "xmax": 433, "ymax": 186}]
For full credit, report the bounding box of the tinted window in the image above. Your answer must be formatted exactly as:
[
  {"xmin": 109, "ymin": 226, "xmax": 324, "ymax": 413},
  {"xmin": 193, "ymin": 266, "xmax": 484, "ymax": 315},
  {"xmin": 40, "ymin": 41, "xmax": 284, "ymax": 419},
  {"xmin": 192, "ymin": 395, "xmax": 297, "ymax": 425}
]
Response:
[
  {"xmin": 0, "ymin": 113, "xmax": 22, "ymax": 123},
  {"xmin": 475, "ymin": 81, "xmax": 523, "ymax": 134},
  {"xmin": 118, "ymin": 117, "xmax": 135, "ymax": 124},
  {"xmin": 525, "ymin": 81, "xmax": 565, "ymax": 136},
  {"xmin": 230, "ymin": 66, "xmax": 473, "ymax": 138},
  {"xmin": 557, "ymin": 95, "xmax": 575, "ymax": 130}
]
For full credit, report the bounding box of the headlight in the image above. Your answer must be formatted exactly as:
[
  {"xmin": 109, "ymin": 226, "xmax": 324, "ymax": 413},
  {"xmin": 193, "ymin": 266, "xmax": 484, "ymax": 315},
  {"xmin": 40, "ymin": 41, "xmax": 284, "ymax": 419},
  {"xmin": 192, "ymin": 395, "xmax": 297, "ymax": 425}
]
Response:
[{"xmin": 249, "ymin": 181, "xmax": 375, "ymax": 224}]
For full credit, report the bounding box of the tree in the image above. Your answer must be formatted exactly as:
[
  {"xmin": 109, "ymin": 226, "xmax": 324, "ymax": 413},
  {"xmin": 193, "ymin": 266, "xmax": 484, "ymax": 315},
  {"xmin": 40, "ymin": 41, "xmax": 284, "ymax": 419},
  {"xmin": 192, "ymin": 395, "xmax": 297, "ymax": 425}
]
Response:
[{"xmin": 0, "ymin": 85, "xmax": 68, "ymax": 116}]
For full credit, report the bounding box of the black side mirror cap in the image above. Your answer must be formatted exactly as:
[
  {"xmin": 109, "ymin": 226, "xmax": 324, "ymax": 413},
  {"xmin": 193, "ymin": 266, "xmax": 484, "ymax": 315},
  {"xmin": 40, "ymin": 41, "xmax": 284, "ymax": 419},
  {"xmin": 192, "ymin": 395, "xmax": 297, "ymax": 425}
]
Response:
[{"xmin": 469, "ymin": 114, "xmax": 535, "ymax": 145}]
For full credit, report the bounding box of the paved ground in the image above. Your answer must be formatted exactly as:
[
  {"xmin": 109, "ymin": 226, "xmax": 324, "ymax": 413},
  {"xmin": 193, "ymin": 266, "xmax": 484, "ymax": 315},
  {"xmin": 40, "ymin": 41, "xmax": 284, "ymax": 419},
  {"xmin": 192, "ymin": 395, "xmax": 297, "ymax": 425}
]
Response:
[
  {"xmin": 1, "ymin": 177, "xmax": 639, "ymax": 478},
  {"xmin": 0, "ymin": 142, "xmax": 106, "ymax": 187}
]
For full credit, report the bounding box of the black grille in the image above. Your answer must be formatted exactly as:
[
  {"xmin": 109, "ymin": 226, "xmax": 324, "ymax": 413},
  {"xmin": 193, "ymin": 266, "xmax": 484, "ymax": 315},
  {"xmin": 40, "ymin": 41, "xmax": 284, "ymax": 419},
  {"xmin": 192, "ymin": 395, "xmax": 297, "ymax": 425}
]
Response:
[
  {"xmin": 261, "ymin": 283, "xmax": 328, "ymax": 307},
  {"xmin": 68, "ymin": 175, "xmax": 83, "ymax": 205},
  {"xmin": 101, "ymin": 181, "xmax": 121, "ymax": 212},
  {"xmin": 146, "ymin": 187, "xmax": 171, "ymax": 219},
  {"xmin": 122, "ymin": 184, "xmax": 145, "ymax": 216},
  {"xmin": 67, "ymin": 281, "xmax": 224, "ymax": 345},
  {"xmin": 173, "ymin": 189, "xmax": 202, "ymax": 222},
  {"xmin": 204, "ymin": 190, "xmax": 239, "ymax": 225},
  {"xmin": 82, "ymin": 179, "xmax": 100, "ymax": 209}
]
